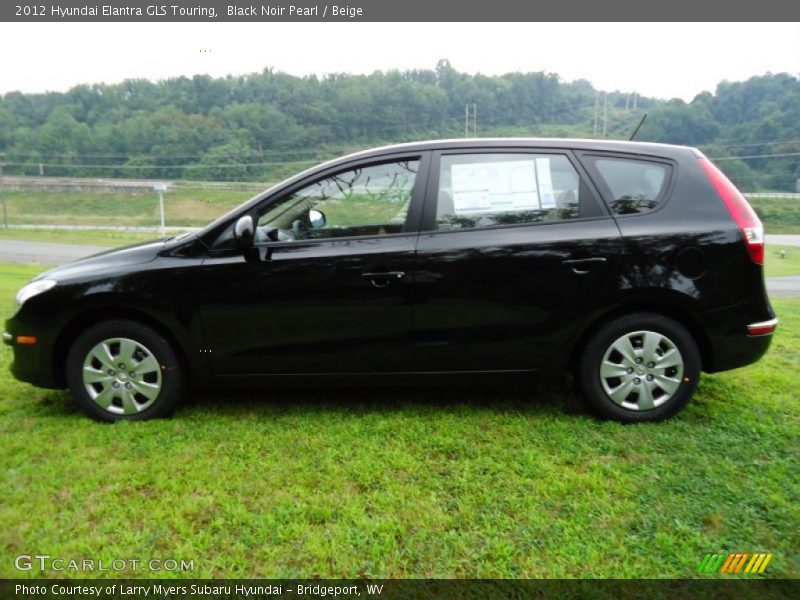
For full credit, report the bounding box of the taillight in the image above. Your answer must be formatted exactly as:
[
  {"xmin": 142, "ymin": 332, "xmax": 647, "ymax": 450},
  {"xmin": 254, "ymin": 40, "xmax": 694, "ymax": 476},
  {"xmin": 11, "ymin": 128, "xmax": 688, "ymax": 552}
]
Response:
[{"xmin": 698, "ymin": 156, "xmax": 764, "ymax": 265}]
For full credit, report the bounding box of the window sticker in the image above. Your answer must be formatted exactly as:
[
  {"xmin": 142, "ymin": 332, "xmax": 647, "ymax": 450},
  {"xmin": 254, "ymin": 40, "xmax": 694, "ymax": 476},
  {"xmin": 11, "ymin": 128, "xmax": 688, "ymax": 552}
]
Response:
[
  {"xmin": 451, "ymin": 160, "xmax": 540, "ymax": 214},
  {"xmin": 535, "ymin": 158, "xmax": 556, "ymax": 209}
]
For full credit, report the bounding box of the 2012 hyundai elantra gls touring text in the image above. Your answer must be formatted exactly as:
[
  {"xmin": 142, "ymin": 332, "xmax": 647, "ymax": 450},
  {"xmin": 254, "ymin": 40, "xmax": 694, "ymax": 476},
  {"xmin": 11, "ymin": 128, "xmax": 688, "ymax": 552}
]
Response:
[{"xmin": 4, "ymin": 139, "xmax": 777, "ymax": 423}]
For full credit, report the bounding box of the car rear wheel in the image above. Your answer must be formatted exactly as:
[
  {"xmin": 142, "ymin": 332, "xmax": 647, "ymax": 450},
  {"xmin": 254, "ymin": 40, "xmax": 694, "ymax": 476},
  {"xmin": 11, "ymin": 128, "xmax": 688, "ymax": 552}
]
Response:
[
  {"xmin": 578, "ymin": 313, "xmax": 700, "ymax": 423},
  {"xmin": 66, "ymin": 320, "xmax": 184, "ymax": 422}
]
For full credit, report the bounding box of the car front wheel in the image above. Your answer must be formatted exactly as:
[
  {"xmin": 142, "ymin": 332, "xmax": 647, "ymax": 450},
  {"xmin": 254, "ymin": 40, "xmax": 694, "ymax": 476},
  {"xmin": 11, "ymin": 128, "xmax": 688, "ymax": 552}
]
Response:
[
  {"xmin": 578, "ymin": 313, "xmax": 701, "ymax": 423},
  {"xmin": 66, "ymin": 319, "xmax": 184, "ymax": 422}
]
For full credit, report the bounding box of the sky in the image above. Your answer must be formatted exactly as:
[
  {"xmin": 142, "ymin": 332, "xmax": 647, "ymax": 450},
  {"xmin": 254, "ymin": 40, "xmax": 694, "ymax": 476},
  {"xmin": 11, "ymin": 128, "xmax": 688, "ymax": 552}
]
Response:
[{"xmin": 0, "ymin": 22, "xmax": 798, "ymax": 100}]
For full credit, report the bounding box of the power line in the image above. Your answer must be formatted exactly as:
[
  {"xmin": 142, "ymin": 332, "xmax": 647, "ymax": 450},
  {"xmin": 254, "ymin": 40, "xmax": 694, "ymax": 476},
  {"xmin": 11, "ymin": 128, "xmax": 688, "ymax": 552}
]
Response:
[
  {"xmin": 701, "ymin": 138, "xmax": 800, "ymax": 150},
  {"xmin": 710, "ymin": 151, "xmax": 800, "ymax": 160},
  {"xmin": 0, "ymin": 160, "xmax": 318, "ymax": 170},
  {"xmin": 0, "ymin": 148, "xmax": 359, "ymax": 159},
  {"xmin": 4, "ymin": 150, "xmax": 799, "ymax": 171}
]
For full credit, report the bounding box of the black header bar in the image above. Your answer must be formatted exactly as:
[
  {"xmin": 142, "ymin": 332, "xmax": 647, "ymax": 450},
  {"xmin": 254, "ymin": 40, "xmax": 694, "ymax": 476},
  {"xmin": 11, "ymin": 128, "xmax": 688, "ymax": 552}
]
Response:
[{"xmin": 2, "ymin": 0, "xmax": 800, "ymax": 22}]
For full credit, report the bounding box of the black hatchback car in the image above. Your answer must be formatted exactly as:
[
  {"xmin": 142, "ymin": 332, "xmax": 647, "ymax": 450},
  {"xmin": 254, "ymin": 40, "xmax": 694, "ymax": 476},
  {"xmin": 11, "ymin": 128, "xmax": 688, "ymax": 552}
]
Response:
[{"xmin": 4, "ymin": 139, "xmax": 777, "ymax": 422}]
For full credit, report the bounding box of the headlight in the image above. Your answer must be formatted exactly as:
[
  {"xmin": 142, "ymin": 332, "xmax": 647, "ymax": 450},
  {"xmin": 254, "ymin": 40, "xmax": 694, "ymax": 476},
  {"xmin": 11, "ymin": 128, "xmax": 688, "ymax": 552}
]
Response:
[{"xmin": 15, "ymin": 279, "xmax": 57, "ymax": 309}]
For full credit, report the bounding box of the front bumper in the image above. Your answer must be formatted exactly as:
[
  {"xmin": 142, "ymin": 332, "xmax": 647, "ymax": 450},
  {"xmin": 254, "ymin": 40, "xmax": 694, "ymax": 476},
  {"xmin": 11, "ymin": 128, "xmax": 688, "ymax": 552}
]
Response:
[{"xmin": 4, "ymin": 317, "xmax": 61, "ymax": 389}]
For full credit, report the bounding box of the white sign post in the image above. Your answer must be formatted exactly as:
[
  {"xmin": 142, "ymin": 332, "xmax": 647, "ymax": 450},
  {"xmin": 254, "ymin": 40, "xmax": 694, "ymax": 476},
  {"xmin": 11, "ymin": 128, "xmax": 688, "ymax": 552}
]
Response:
[{"xmin": 153, "ymin": 183, "xmax": 168, "ymax": 235}]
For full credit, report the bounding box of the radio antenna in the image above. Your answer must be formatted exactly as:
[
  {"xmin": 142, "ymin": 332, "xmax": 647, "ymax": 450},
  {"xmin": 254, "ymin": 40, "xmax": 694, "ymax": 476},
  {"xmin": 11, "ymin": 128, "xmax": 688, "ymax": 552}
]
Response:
[{"xmin": 629, "ymin": 113, "xmax": 648, "ymax": 141}]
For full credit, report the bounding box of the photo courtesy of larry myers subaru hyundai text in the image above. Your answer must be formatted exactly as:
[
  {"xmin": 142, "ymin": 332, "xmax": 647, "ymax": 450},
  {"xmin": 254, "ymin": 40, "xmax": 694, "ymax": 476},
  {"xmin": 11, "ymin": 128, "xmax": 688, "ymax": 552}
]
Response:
[{"xmin": 4, "ymin": 138, "xmax": 777, "ymax": 423}]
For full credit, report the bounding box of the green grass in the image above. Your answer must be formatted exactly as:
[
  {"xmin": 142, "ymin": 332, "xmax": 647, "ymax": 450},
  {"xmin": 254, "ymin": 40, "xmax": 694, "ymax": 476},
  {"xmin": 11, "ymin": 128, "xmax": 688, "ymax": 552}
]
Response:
[
  {"xmin": 0, "ymin": 187, "xmax": 253, "ymax": 227},
  {"xmin": 750, "ymin": 197, "xmax": 800, "ymax": 235},
  {"xmin": 765, "ymin": 245, "xmax": 800, "ymax": 278},
  {"xmin": 0, "ymin": 264, "xmax": 798, "ymax": 579},
  {"xmin": 0, "ymin": 228, "xmax": 161, "ymax": 247},
  {"xmin": 0, "ymin": 188, "xmax": 798, "ymax": 233}
]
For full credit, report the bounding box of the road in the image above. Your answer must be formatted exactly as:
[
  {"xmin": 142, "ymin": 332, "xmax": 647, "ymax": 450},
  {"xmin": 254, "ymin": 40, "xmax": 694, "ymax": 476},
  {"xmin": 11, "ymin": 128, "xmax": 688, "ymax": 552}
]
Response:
[
  {"xmin": 0, "ymin": 239, "xmax": 107, "ymax": 265},
  {"xmin": 765, "ymin": 234, "xmax": 800, "ymax": 248},
  {"xmin": 1, "ymin": 238, "xmax": 799, "ymax": 295},
  {"xmin": 764, "ymin": 235, "xmax": 800, "ymax": 294},
  {"xmin": 766, "ymin": 275, "xmax": 800, "ymax": 295}
]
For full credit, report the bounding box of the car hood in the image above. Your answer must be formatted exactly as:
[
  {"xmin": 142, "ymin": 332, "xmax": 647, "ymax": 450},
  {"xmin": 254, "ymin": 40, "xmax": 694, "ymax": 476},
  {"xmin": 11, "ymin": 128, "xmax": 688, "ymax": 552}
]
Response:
[{"xmin": 33, "ymin": 239, "xmax": 167, "ymax": 282}]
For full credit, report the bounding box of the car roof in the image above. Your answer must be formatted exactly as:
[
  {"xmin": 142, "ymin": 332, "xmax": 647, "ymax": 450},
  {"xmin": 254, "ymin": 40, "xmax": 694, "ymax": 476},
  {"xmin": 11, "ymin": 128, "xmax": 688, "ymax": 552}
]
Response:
[{"xmin": 335, "ymin": 137, "xmax": 697, "ymax": 163}]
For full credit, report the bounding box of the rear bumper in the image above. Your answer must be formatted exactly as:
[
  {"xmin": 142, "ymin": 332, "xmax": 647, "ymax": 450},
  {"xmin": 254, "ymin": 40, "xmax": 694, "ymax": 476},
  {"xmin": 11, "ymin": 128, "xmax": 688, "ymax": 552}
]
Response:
[
  {"xmin": 705, "ymin": 332, "xmax": 773, "ymax": 373},
  {"xmin": 700, "ymin": 308, "xmax": 776, "ymax": 373}
]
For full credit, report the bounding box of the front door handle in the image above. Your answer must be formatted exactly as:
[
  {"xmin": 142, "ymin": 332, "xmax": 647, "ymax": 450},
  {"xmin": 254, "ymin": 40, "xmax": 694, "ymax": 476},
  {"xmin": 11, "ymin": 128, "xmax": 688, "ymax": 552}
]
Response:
[
  {"xmin": 361, "ymin": 271, "xmax": 405, "ymax": 288},
  {"xmin": 563, "ymin": 258, "xmax": 607, "ymax": 275}
]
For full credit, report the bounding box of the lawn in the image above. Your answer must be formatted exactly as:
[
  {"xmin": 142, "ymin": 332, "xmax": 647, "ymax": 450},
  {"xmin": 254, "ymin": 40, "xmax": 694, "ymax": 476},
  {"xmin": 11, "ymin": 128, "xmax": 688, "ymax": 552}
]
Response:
[
  {"xmin": 0, "ymin": 264, "xmax": 797, "ymax": 579},
  {"xmin": 750, "ymin": 196, "xmax": 800, "ymax": 235},
  {"xmin": 0, "ymin": 187, "xmax": 798, "ymax": 233},
  {"xmin": 0, "ymin": 228, "xmax": 161, "ymax": 248},
  {"xmin": 765, "ymin": 245, "xmax": 800, "ymax": 278},
  {"xmin": 0, "ymin": 187, "xmax": 254, "ymax": 228}
]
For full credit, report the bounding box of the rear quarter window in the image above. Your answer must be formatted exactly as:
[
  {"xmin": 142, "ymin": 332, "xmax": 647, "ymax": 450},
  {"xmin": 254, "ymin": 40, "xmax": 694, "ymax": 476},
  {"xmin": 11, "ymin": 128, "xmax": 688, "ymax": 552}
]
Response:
[{"xmin": 584, "ymin": 156, "xmax": 672, "ymax": 215}]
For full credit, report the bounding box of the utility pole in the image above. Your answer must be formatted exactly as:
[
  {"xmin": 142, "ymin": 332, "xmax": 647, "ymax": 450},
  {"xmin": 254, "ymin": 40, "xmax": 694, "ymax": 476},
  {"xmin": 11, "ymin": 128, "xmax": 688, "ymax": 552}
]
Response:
[
  {"xmin": 633, "ymin": 92, "xmax": 638, "ymax": 110},
  {"xmin": 593, "ymin": 92, "xmax": 599, "ymax": 135},
  {"xmin": 0, "ymin": 155, "xmax": 7, "ymax": 229},
  {"xmin": 153, "ymin": 182, "xmax": 168, "ymax": 235},
  {"xmin": 625, "ymin": 94, "xmax": 630, "ymax": 112},
  {"xmin": 602, "ymin": 93, "xmax": 608, "ymax": 137},
  {"xmin": 465, "ymin": 103, "xmax": 477, "ymax": 137}
]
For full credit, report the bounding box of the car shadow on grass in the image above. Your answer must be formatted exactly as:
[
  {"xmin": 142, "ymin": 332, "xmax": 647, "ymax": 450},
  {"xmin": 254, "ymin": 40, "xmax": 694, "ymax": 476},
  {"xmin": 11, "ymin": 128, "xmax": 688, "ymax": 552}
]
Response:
[
  {"xmin": 179, "ymin": 380, "xmax": 589, "ymax": 419},
  {"xmin": 27, "ymin": 382, "xmax": 588, "ymax": 423},
  {"xmin": 35, "ymin": 378, "xmax": 732, "ymax": 427},
  {"xmin": 34, "ymin": 389, "xmax": 80, "ymax": 417}
]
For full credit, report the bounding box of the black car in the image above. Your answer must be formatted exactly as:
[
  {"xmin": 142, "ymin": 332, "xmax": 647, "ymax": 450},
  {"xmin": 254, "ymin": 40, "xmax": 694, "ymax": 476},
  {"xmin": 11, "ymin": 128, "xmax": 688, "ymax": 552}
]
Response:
[{"xmin": 4, "ymin": 139, "xmax": 777, "ymax": 423}]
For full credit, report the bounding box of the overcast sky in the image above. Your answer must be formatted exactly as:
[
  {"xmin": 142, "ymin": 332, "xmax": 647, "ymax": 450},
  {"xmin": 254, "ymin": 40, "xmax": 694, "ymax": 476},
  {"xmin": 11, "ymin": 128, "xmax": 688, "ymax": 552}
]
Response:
[{"xmin": 1, "ymin": 22, "xmax": 798, "ymax": 100}]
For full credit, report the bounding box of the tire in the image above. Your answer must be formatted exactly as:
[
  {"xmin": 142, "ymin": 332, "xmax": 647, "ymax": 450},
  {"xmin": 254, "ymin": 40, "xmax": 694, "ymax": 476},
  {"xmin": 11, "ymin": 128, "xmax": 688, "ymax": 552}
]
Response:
[
  {"xmin": 577, "ymin": 313, "xmax": 700, "ymax": 423},
  {"xmin": 65, "ymin": 319, "xmax": 185, "ymax": 422}
]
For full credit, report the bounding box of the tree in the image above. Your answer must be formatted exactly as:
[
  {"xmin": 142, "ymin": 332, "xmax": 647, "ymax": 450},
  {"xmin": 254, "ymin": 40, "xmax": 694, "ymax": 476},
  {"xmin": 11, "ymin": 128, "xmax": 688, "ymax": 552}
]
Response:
[{"xmin": 0, "ymin": 66, "xmax": 797, "ymax": 189}]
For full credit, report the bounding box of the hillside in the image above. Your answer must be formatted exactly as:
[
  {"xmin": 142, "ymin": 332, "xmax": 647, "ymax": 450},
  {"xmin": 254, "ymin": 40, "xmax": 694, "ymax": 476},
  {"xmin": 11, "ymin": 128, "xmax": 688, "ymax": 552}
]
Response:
[{"xmin": 0, "ymin": 62, "xmax": 798, "ymax": 191}]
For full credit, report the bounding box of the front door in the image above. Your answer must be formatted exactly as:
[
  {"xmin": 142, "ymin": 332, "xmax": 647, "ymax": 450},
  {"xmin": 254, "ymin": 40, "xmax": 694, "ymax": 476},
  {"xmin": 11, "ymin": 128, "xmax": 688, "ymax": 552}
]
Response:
[{"xmin": 199, "ymin": 155, "xmax": 428, "ymax": 375}]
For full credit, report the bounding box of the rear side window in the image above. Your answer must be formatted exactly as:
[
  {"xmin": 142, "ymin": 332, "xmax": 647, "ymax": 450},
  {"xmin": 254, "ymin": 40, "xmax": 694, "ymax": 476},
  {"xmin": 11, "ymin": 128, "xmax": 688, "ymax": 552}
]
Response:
[
  {"xmin": 435, "ymin": 153, "xmax": 586, "ymax": 231},
  {"xmin": 588, "ymin": 157, "xmax": 670, "ymax": 215}
]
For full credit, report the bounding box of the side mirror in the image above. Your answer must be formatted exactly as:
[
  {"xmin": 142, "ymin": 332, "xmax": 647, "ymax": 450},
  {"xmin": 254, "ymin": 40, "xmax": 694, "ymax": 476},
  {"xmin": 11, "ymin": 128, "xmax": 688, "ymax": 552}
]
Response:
[
  {"xmin": 309, "ymin": 209, "xmax": 326, "ymax": 229},
  {"xmin": 234, "ymin": 215, "xmax": 255, "ymax": 248}
]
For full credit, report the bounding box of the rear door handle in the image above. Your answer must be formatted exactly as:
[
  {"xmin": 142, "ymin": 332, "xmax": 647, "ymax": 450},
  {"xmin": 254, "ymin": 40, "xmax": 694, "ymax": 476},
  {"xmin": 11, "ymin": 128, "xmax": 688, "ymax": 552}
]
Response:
[
  {"xmin": 563, "ymin": 258, "xmax": 607, "ymax": 274},
  {"xmin": 361, "ymin": 271, "xmax": 405, "ymax": 287}
]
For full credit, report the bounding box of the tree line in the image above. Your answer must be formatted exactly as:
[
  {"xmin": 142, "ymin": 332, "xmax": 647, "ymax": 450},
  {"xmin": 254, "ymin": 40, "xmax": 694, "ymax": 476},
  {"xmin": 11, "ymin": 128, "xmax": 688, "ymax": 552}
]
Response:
[{"xmin": 0, "ymin": 60, "xmax": 797, "ymax": 190}]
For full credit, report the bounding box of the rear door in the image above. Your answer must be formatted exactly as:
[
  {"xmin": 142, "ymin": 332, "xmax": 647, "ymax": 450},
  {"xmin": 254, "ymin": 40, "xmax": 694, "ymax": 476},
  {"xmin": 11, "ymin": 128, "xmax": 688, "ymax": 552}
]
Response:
[{"xmin": 412, "ymin": 148, "xmax": 622, "ymax": 373}]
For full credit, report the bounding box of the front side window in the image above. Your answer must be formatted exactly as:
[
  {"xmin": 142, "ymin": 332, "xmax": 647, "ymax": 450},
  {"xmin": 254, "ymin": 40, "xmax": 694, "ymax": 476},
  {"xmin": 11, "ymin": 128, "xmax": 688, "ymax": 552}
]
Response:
[
  {"xmin": 589, "ymin": 157, "xmax": 670, "ymax": 215},
  {"xmin": 436, "ymin": 153, "xmax": 583, "ymax": 230},
  {"xmin": 257, "ymin": 159, "xmax": 419, "ymax": 242}
]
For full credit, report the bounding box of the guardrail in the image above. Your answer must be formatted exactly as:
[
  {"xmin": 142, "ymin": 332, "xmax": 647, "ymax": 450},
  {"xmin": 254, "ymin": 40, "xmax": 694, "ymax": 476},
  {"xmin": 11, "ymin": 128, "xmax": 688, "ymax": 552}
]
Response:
[
  {"xmin": 0, "ymin": 175, "xmax": 269, "ymax": 193},
  {"xmin": 6, "ymin": 224, "xmax": 200, "ymax": 233},
  {"xmin": 745, "ymin": 193, "xmax": 800, "ymax": 199}
]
